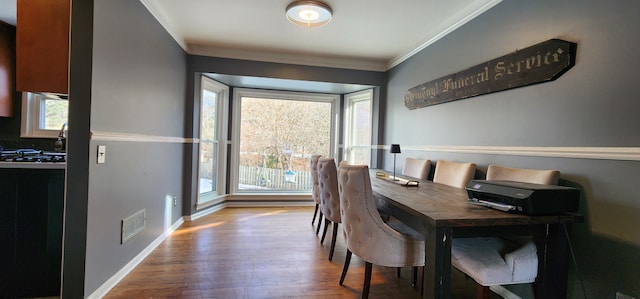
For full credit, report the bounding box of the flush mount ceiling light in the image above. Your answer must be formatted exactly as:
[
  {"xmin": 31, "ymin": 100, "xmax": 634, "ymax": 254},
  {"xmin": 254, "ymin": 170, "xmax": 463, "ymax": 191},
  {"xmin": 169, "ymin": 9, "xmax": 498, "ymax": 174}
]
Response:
[{"xmin": 286, "ymin": 1, "xmax": 333, "ymax": 27}]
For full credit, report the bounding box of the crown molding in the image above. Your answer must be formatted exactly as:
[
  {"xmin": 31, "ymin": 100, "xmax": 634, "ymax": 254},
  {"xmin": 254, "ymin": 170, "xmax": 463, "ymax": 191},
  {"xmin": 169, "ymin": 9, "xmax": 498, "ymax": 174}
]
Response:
[
  {"xmin": 139, "ymin": 0, "xmax": 188, "ymax": 50},
  {"xmin": 387, "ymin": 0, "xmax": 503, "ymax": 70}
]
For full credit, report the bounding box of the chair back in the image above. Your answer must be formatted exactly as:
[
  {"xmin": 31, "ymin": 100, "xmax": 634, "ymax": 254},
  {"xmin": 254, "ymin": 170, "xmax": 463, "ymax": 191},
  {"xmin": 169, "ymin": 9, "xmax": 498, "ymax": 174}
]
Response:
[
  {"xmin": 338, "ymin": 164, "xmax": 424, "ymax": 267},
  {"xmin": 486, "ymin": 165, "xmax": 559, "ymax": 185},
  {"xmin": 310, "ymin": 155, "xmax": 322, "ymax": 204},
  {"xmin": 433, "ymin": 160, "xmax": 476, "ymax": 189},
  {"xmin": 318, "ymin": 157, "xmax": 341, "ymax": 223},
  {"xmin": 402, "ymin": 158, "xmax": 431, "ymax": 180}
]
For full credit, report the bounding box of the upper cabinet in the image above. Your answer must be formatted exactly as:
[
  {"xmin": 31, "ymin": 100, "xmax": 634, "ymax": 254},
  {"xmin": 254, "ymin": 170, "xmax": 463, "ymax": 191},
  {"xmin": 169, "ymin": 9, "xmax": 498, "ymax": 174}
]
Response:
[
  {"xmin": 16, "ymin": 0, "xmax": 70, "ymax": 94},
  {"xmin": 0, "ymin": 22, "xmax": 15, "ymax": 117}
]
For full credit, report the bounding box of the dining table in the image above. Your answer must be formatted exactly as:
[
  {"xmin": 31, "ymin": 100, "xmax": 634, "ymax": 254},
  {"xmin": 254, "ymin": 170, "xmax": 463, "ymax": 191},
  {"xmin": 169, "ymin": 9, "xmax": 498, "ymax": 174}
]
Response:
[{"xmin": 370, "ymin": 169, "xmax": 583, "ymax": 299}]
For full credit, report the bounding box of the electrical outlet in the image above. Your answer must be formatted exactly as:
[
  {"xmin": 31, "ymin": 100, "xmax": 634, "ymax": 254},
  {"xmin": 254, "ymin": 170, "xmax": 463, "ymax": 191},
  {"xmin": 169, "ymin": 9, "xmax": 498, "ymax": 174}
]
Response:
[
  {"xmin": 173, "ymin": 196, "xmax": 177, "ymax": 206},
  {"xmin": 617, "ymin": 292, "xmax": 636, "ymax": 299}
]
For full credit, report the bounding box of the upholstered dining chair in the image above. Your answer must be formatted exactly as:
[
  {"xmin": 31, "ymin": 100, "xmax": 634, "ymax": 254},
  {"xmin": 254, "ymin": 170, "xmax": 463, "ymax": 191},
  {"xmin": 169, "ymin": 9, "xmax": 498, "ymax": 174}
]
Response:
[
  {"xmin": 310, "ymin": 154, "xmax": 322, "ymax": 233},
  {"xmin": 485, "ymin": 164, "xmax": 559, "ymax": 185},
  {"xmin": 337, "ymin": 164, "xmax": 425, "ymax": 299},
  {"xmin": 451, "ymin": 164, "xmax": 560, "ymax": 299},
  {"xmin": 432, "ymin": 160, "xmax": 476, "ymax": 188},
  {"xmin": 402, "ymin": 158, "xmax": 431, "ymax": 180},
  {"xmin": 317, "ymin": 157, "xmax": 341, "ymax": 261}
]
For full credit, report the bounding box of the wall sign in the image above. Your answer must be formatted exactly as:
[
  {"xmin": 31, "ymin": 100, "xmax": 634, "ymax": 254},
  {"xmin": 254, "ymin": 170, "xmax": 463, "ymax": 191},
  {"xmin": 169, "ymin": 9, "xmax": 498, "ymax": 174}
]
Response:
[{"xmin": 404, "ymin": 39, "xmax": 577, "ymax": 110}]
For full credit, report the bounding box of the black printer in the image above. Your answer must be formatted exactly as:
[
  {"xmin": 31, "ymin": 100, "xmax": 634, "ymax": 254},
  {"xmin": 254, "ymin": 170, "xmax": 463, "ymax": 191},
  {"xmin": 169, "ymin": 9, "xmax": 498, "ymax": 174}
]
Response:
[{"xmin": 465, "ymin": 180, "xmax": 579, "ymax": 215}]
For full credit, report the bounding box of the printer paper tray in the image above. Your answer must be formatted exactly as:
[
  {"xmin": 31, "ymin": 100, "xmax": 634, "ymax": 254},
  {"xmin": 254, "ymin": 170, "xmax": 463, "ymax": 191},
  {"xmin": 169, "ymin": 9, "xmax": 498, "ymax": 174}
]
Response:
[{"xmin": 468, "ymin": 198, "xmax": 518, "ymax": 212}]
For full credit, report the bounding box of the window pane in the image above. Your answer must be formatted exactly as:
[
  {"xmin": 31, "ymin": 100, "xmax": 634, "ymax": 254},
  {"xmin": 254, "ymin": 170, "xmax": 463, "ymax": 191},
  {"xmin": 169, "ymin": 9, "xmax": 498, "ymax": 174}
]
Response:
[
  {"xmin": 349, "ymin": 146, "xmax": 371, "ymax": 165},
  {"xmin": 42, "ymin": 99, "xmax": 68, "ymax": 130},
  {"xmin": 238, "ymin": 97, "xmax": 331, "ymax": 191},
  {"xmin": 199, "ymin": 141, "xmax": 217, "ymax": 193},
  {"xmin": 352, "ymin": 100, "xmax": 371, "ymax": 146},
  {"xmin": 199, "ymin": 89, "xmax": 217, "ymax": 194},
  {"xmin": 346, "ymin": 91, "xmax": 372, "ymax": 166}
]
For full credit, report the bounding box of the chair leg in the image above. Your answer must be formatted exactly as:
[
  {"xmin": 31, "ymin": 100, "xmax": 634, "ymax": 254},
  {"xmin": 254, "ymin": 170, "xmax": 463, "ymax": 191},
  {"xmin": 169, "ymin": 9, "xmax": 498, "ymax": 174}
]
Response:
[
  {"xmin": 362, "ymin": 262, "xmax": 372, "ymax": 299},
  {"xmin": 477, "ymin": 285, "xmax": 490, "ymax": 299},
  {"xmin": 316, "ymin": 211, "xmax": 324, "ymax": 235},
  {"xmin": 417, "ymin": 266, "xmax": 424, "ymax": 295},
  {"xmin": 412, "ymin": 266, "xmax": 418, "ymax": 286},
  {"xmin": 396, "ymin": 266, "xmax": 422, "ymax": 293},
  {"xmin": 312, "ymin": 203, "xmax": 319, "ymax": 224},
  {"xmin": 328, "ymin": 223, "xmax": 338, "ymax": 261},
  {"xmin": 321, "ymin": 219, "xmax": 330, "ymax": 244},
  {"xmin": 339, "ymin": 250, "xmax": 352, "ymax": 285}
]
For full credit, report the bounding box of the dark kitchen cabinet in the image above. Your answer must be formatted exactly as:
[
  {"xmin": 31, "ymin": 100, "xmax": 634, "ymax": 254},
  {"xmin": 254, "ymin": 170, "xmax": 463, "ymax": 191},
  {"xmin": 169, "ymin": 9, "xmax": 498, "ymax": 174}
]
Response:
[
  {"xmin": 0, "ymin": 168, "xmax": 64, "ymax": 298},
  {"xmin": 16, "ymin": 0, "xmax": 70, "ymax": 94}
]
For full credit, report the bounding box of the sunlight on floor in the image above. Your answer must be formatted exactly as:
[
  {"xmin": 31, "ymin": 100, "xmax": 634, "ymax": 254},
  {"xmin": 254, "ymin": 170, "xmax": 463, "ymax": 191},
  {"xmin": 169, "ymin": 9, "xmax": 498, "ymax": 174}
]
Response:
[
  {"xmin": 237, "ymin": 209, "xmax": 287, "ymax": 222},
  {"xmin": 171, "ymin": 209, "xmax": 287, "ymax": 236},
  {"xmin": 172, "ymin": 221, "xmax": 226, "ymax": 235}
]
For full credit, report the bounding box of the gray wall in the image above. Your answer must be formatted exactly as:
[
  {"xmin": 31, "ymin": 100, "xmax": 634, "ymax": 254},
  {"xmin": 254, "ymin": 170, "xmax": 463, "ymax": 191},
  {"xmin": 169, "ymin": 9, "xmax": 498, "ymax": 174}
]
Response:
[
  {"xmin": 385, "ymin": 0, "xmax": 640, "ymax": 298},
  {"xmin": 64, "ymin": 0, "xmax": 187, "ymax": 296}
]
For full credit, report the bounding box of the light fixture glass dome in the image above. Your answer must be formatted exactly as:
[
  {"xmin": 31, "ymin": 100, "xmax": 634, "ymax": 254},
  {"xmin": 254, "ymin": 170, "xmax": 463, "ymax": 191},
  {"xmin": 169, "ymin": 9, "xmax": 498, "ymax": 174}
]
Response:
[{"xmin": 286, "ymin": 1, "xmax": 333, "ymax": 27}]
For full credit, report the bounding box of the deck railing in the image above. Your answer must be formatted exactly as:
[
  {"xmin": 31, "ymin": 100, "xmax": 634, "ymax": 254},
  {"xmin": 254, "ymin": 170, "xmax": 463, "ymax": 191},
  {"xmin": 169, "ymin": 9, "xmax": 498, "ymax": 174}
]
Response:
[{"xmin": 238, "ymin": 166, "xmax": 312, "ymax": 191}]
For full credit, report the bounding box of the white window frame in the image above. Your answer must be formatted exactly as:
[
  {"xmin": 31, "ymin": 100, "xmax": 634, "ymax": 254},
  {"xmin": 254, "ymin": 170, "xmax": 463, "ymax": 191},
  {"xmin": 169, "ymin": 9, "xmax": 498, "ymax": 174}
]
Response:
[
  {"xmin": 230, "ymin": 88, "xmax": 340, "ymax": 195},
  {"xmin": 343, "ymin": 89, "xmax": 373, "ymax": 166},
  {"xmin": 196, "ymin": 76, "xmax": 229, "ymax": 207},
  {"xmin": 20, "ymin": 92, "xmax": 68, "ymax": 138}
]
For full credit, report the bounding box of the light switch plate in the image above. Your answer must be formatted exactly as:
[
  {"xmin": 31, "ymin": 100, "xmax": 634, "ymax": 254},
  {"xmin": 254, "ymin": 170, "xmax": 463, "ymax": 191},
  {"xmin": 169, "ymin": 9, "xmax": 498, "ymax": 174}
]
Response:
[{"xmin": 97, "ymin": 145, "xmax": 106, "ymax": 164}]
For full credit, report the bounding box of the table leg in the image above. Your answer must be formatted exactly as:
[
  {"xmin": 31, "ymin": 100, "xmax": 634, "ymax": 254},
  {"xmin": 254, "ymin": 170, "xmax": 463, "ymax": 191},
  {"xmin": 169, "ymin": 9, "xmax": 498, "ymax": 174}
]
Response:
[
  {"xmin": 535, "ymin": 223, "xmax": 571, "ymax": 299},
  {"xmin": 423, "ymin": 226, "xmax": 452, "ymax": 299}
]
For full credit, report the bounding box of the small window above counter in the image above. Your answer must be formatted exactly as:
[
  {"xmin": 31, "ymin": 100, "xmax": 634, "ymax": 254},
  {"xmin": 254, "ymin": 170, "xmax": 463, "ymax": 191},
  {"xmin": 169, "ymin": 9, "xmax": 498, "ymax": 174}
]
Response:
[{"xmin": 20, "ymin": 92, "xmax": 69, "ymax": 139}]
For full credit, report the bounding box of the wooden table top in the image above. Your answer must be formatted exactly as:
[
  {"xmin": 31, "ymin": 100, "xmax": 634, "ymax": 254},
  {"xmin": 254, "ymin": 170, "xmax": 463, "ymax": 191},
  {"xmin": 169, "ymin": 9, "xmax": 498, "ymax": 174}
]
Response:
[{"xmin": 370, "ymin": 169, "xmax": 583, "ymax": 228}]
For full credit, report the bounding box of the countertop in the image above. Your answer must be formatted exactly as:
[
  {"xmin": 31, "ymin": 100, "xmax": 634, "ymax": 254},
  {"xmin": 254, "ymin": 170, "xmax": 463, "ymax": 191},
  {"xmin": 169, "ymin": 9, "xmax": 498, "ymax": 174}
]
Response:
[{"xmin": 0, "ymin": 162, "xmax": 66, "ymax": 170}]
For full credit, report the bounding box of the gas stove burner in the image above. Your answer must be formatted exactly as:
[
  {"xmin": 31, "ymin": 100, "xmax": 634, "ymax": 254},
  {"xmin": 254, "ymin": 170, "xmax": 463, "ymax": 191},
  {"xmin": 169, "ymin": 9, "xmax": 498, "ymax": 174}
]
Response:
[{"xmin": 0, "ymin": 149, "xmax": 66, "ymax": 163}]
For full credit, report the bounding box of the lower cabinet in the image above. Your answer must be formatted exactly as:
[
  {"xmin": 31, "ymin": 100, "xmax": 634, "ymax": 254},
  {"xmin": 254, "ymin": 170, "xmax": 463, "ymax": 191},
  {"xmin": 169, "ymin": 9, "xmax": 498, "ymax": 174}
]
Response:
[{"xmin": 0, "ymin": 168, "xmax": 64, "ymax": 298}]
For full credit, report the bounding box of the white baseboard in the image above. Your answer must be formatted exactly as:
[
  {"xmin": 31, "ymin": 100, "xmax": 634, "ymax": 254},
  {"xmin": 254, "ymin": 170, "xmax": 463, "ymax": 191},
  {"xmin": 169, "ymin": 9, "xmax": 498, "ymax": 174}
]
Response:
[
  {"xmin": 187, "ymin": 202, "xmax": 227, "ymax": 221},
  {"xmin": 490, "ymin": 285, "xmax": 522, "ymax": 299},
  {"xmin": 225, "ymin": 200, "xmax": 315, "ymax": 208},
  {"xmin": 87, "ymin": 218, "xmax": 184, "ymax": 299}
]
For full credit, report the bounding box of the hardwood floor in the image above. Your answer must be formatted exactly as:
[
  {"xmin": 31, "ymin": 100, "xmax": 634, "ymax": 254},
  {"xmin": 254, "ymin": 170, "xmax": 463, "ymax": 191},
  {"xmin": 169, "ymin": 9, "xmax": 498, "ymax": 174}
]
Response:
[{"xmin": 104, "ymin": 207, "xmax": 496, "ymax": 299}]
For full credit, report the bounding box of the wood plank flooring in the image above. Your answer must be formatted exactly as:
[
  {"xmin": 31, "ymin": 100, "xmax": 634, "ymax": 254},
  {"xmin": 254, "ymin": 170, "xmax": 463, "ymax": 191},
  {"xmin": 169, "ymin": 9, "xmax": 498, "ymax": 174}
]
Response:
[{"xmin": 104, "ymin": 207, "xmax": 496, "ymax": 299}]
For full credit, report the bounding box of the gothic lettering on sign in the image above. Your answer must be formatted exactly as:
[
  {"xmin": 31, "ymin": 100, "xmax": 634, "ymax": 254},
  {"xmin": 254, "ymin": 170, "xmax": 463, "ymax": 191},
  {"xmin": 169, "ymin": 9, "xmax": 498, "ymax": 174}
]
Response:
[{"xmin": 404, "ymin": 39, "xmax": 577, "ymax": 110}]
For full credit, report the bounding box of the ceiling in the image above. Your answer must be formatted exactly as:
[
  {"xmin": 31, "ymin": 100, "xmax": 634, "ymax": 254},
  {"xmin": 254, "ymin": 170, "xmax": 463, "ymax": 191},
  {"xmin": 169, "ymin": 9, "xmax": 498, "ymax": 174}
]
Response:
[
  {"xmin": 0, "ymin": 0, "xmax": 502, "ymax": 71},
  {"xmin": 0, "ymin": 0, "xmax": 502, "ymax": 92},
  {"xmin": 140, "ymin": 0, "xmax": 502, "ymax": 71}
]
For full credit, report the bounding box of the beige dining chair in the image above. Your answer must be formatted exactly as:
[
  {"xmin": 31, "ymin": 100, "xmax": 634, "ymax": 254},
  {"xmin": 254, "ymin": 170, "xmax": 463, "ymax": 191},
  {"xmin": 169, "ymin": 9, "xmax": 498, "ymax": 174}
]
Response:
[
  {"xmin": 317, "ymin": 157, "xmax": 341, "ymax": 261},
  {"xmin": 432, "ymin": 160, "xmax": 476, "ymax": 188},
  {"xmin": 451, "ymin": 164, "xmax": 560, "ymax": 299},
  {"xmin": 486, "ymin": 164, "xmax": 559, "ymax": 185},
  {"xmin": 337, "ymin": 164, "xmax": 425, "ymax": 299},
  {"xmin": 390, "ymin": 157, "xmax": 430, "ymax": 282},
  {"xmin": 402, "ymin": 158, "xmax": 431, "ymax": 180},
  {"xmin": 310, "ymin": 154, "xmax": 322, "ymax": 233}
]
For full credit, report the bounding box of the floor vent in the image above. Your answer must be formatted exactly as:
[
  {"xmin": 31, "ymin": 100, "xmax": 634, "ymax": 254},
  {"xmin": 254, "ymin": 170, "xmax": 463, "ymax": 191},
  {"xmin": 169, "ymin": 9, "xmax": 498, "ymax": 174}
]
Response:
[{"xmin": 121, "ymin": 209, "xmax": 145, "ymax": 244}]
